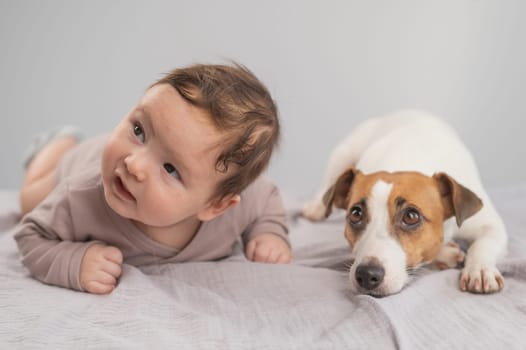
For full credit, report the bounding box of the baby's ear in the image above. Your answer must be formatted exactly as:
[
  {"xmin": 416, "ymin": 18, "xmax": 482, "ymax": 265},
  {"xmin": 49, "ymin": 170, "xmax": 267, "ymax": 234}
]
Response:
[{"xmin": 198, "ymin": 194, "xmax": 241, "ymax": 222}]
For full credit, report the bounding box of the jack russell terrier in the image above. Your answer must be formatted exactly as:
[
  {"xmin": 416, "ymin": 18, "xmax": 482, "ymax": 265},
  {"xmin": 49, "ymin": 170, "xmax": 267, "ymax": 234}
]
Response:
[{"xmin": 302, "ymin": 110, "xmax": 507, "ymax": 296}]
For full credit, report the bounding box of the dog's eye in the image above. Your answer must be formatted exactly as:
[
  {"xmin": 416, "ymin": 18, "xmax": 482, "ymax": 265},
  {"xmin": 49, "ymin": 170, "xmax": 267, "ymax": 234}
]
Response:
[
  {"xmin": 402, "ymin": 208, "xmax": 421, "ymax": 226},
  {"xmin": 349, "ymin": 206, "xmax": 363, "ymax": 224}
]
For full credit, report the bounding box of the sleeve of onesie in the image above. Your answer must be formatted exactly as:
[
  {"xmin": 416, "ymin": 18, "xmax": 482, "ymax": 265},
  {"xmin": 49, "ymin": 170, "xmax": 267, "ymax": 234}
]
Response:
[
  {"xmin": 241, "ymin": 179, "xmax": 290, "ymax": 246},
  {"xmin": 13, "ymin": 184, "xmax": 102, "ymax": 292}
]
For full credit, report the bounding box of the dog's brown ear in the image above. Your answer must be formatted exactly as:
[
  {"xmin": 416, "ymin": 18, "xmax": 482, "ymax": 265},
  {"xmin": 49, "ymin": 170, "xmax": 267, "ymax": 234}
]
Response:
[
  {"xmin": 433, "ymin": 172, "xmax": 483, "ymax": 226},
  {"xmin": 322, "ymin": 168, "xmax": 358, "ymax": 218}
]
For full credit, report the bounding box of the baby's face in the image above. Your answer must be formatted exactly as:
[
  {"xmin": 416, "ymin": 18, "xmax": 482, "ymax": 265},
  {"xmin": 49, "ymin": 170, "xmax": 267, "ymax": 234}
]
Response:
[{"xmin": 101, "ymin": 84, "xmax": 229, "ymax": 230}]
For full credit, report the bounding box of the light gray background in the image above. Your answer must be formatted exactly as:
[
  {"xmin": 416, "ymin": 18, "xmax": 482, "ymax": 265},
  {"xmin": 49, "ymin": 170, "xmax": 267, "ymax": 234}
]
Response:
[{"xmin": 1, "ymin": 0, "xmax": 525, "ymax": 197}]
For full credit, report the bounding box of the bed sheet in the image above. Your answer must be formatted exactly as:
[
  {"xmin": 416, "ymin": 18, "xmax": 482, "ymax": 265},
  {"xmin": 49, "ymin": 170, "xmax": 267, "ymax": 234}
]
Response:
[{"xmin": 1, "ymin": 186, "xmax": 525, "ymax": 349}]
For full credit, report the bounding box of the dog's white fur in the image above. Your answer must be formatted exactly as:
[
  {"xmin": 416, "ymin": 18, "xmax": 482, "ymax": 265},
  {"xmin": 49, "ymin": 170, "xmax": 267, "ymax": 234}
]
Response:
[{"xmin": 303, "ymin": 110, "xmax": 508, "ymax": 295}]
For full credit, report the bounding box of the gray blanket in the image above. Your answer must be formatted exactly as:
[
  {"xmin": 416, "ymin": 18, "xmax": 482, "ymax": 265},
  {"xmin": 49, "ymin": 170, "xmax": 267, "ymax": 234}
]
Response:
[{"xmin": 1, "ymin": 186, "xmax": 525, "ymax": 349}]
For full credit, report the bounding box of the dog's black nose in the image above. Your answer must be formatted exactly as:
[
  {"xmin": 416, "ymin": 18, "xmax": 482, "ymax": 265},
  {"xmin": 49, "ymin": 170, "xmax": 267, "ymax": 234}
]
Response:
[{"xmin": 355, "ymin": 264, "xmax": 385, "ymax": 290}]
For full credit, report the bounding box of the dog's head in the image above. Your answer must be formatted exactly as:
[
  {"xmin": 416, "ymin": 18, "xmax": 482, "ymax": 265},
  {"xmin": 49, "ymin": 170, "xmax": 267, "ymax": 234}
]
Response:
[{"xmin": 323, "ymin": 168, "xmax": 483, "ymax": 297}]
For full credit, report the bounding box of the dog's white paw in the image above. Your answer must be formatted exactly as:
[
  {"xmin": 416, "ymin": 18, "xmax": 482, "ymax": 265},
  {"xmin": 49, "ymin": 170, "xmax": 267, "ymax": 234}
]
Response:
[
  {"xmin": 302, "ymin": 199, "xmax": 326, "ymax": 221},
  {"xmin": 433, "ymin": 241, "xmax": 465, "ymax": 270},
  {"xmin": 459, "ymin": 265, "xmax": 504, "ymax": 293}
]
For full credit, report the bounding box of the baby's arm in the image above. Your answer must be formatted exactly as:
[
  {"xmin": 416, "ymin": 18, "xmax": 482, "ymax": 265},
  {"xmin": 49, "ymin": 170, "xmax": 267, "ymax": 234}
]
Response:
[
  {"xmin": 242, "ymin": 178, "xmax": 292, "ymax": 264},
  {"xmin": 17, "ymin": 222, "xmax": 122, "ymax": 294},
  {"xmin": 14, "ymin": 219, "xmax": 103, "ymax": 291},
  {"xmin": 245, "ymin": 232, "xmax": 292, "ymax": 263},
  {"xmin": 13, "ymin": 187, "xmax": 122, "ymax": 293}
]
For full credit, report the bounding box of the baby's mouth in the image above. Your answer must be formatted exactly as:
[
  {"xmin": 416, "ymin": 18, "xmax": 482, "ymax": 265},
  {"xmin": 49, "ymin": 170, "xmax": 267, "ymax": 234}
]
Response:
[{"xmin": 115, "ymin": 175, "xmax": 135, "ymax": 201}]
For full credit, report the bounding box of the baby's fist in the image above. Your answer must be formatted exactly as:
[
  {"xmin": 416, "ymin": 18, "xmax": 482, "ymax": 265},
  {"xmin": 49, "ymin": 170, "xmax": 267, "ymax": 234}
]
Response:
[
  {"xmin": 80, "ymin": 244, "xmax": 123, "ymax": 294},
  {"xmin": 246, "ymin": 233, "xmax": 292, "ymax": 264}
]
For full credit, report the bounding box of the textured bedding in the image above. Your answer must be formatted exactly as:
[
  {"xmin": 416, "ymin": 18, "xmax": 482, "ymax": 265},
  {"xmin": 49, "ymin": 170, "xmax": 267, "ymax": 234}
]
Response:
[{"xmin": 1, "ymin": 186, "xmax": 526, "ymax": 349}]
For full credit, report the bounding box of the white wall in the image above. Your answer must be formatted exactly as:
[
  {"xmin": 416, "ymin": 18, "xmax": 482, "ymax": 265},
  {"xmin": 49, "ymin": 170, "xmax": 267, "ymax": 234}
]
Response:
[{"xmin": 1, "ymin": 0, "xmax": 525, "ymax": 197}]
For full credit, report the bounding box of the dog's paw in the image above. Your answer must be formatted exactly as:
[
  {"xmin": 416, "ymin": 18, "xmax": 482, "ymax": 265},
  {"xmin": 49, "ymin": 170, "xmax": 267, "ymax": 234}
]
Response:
[
  {"xmin": 301, "ymin": 199, "xmax": 326, "ymax": 221},
  {"xmin": 433, "ymin": 241, "xmax": 465, "ymax": 270},
  {"xmin": 459, "ymin": 265, "xmax": 504, "ymax": 293}
]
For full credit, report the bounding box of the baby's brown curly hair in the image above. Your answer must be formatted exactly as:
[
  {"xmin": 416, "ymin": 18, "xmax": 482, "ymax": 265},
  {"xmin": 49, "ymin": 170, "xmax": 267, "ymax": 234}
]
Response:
[{"xmin": 154, "ymin": 63, "xmax": 280, "ymax": 200}]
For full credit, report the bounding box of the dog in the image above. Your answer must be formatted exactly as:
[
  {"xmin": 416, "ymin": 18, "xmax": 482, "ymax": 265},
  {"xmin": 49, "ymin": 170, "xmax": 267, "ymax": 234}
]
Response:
[{"xmin": 302, "ymin": 110, "xmax": 507, "ymax": 296}]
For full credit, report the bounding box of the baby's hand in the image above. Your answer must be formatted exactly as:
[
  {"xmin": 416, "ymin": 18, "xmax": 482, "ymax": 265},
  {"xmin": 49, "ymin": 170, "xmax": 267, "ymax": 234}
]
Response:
[
  {"xmin": 245, "ymin": 233, "xmax": 292, "ymax": 264},
  {"xmin": 80, "ymin": 244, "xmax": 123, "ymax": 294}
]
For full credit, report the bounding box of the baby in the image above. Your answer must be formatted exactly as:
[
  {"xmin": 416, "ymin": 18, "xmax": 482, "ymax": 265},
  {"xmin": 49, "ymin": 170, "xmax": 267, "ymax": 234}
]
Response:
[{"xmin": 14, "ymin": 63, "xmax": 291, "ymax": 294}]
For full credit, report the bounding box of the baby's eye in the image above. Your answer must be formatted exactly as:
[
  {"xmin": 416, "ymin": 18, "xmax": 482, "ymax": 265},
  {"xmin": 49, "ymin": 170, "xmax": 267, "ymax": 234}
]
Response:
[
  {"xmin": 133, "ymin": 123, "xmax": 145, "ymax": 143},
  {"xmin": 163, "ymin": 163, "xmax": 181, "ymax": 179}
]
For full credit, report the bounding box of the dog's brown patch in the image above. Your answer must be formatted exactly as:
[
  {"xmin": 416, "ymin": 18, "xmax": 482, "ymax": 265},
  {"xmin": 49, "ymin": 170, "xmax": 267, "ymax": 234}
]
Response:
[{"xmin": 387, "ymin": 172, "xmax": 446, "ymax": 266}]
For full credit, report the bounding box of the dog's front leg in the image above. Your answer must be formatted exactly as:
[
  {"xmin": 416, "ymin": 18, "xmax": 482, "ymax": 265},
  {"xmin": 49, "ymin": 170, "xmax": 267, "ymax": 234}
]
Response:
[{"xmin": 458, "ymin": 215, "xmax": 507, "ymax": 293}]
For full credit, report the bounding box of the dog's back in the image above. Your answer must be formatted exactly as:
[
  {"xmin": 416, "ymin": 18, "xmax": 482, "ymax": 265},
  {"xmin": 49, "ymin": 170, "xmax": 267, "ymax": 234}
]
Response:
[{"xmin": 354, "ymin": 110, "xmax": 482, "ymax": 193}]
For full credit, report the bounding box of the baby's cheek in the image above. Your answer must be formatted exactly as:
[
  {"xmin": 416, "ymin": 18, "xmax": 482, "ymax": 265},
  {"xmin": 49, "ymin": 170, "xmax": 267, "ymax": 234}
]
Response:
[{"xmin": 140, "ymin": 199, "xmax": 175, "ymax": 226}]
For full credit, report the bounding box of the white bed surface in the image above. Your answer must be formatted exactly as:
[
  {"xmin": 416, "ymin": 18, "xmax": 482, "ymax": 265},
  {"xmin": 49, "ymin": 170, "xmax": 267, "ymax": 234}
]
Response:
[{"xmin": 1, "ymin": 186, "xmax": 526, "ymax": 349}]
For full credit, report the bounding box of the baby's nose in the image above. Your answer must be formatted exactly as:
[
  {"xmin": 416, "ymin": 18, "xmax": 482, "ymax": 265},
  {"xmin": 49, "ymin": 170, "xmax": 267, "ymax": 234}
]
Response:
[{"xmin": 124, "ymin": 154, "xmax": 147, "ymax": 182}]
